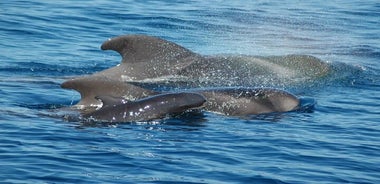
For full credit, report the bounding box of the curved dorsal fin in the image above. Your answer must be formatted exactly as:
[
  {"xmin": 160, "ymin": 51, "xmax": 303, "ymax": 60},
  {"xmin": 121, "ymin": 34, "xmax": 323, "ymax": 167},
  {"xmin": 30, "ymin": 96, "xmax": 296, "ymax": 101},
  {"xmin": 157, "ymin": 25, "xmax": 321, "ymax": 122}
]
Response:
[
  {"xmin": 61, "ymin": 76, "xmax": 158, "ymax": 107},
  {"xmin": 98, "ymin": 34, "xmax": 204, "ymax": 80}
]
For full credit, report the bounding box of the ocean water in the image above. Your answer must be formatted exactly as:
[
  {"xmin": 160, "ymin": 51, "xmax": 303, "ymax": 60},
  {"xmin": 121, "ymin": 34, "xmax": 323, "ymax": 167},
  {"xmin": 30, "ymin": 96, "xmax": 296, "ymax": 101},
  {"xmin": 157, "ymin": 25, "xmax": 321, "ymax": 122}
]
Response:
[{"xmin": 1, "ymin": 0, "xmax": 380, "ymax": 183}]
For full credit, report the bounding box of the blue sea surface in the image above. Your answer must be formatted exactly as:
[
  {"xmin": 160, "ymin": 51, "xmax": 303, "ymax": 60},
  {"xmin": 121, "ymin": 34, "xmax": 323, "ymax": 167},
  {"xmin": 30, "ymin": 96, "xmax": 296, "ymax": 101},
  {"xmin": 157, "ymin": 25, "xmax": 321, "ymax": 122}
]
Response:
[{"xmin": 1, "ymin": 0, "xmax": 380, "ymax": 183}]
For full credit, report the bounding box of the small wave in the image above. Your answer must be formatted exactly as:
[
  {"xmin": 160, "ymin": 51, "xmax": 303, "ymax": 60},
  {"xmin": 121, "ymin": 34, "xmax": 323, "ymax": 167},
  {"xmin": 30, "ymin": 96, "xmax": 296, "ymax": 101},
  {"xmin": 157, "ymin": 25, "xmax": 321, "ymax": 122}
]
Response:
[
  {"xmin": 18, "ymin": 103, "xmax": 67, "ymax": 110},
  {"xmin": 334, "ymin": 45, "xmax": 380, "ymax": 59},
  {"xmin": 0, "ymin": 61, "xmax": 109, "ymax": 77}
]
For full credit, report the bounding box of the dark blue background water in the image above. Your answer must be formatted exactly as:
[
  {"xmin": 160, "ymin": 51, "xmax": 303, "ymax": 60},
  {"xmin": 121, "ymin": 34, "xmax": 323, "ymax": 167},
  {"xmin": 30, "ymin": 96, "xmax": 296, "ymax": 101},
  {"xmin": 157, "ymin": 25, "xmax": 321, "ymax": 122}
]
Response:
[{"xmin": 1, "ymin": 1, "xmax": 379, "ymax": 183}]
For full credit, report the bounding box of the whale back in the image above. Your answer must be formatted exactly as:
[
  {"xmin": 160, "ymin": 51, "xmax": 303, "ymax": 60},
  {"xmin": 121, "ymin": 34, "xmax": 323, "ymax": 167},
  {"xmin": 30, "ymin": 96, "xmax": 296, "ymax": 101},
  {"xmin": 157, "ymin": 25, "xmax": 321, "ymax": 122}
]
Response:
[{"xmin": 199, "ymin": 88, "xmax": 300, "ymax": 115}]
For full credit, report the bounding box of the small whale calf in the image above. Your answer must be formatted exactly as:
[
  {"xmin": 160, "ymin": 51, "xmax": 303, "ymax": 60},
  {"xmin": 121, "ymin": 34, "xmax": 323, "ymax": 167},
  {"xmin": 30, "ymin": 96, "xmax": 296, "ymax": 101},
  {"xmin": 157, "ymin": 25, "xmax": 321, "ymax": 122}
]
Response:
[
  {"xmin": 60, "ymin": 34, "xmax": 322, "ymax": 122},
  {"xmin": 83, "ymin": 92, "xmax": 206, "ymax": 122}
]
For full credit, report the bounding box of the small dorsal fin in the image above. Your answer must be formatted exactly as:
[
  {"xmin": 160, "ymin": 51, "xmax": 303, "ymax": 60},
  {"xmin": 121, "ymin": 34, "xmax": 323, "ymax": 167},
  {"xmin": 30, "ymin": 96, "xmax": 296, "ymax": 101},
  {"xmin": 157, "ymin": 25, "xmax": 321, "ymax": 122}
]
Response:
[
  {"xmin": 61, "ymin": 76, "xmax": 158, "ymax": 107},
  {"xmin": 101, "ymin": 34, "xmax": 197, "ymax": 64}
]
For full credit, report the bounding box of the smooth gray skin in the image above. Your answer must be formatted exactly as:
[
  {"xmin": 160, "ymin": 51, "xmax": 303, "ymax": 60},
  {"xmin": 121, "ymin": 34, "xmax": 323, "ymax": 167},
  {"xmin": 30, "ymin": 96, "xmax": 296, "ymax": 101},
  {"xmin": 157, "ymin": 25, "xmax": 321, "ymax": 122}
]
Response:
[
  {"xmin": 196, "ymin": 88, "xmax": 300, "ymax": 115},
  {"xmin": 83, "ymin": 92, "xmax": 206, "ymax": 122}
]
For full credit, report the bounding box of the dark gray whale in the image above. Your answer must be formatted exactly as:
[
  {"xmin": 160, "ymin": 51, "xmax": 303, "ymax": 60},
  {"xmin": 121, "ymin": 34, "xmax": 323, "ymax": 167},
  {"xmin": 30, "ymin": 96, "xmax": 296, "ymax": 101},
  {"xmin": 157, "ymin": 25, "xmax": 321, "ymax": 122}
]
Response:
[
  {"xmin": 83, "ymin": 92, "xmax": 206, "ymax": 122},
  {"xmin": 61, "ymin": 34, "xmax": 318, "ymax": 117},
  {"xmin": 63, "ymin": 35, "xmax": 330, "ymax": 89}
]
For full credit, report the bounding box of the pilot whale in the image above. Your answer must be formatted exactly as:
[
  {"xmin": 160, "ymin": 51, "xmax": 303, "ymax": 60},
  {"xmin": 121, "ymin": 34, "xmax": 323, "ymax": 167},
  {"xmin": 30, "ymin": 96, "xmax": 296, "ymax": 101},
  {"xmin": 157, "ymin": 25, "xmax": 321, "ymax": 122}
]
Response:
[
  {"xmin": 63, "ymin": 35, "xmax": 331, "ymax": 90},
  {"xmin": 83, "ymin": 92, "xmax": 206, "ymax": 122},
  {"xmin": 96, "ymin": 34, "xmax": 331, "ymax": 87},
  {"xmin": 62, "ymin": 76, "xmax": 300, "ymax": 117}
]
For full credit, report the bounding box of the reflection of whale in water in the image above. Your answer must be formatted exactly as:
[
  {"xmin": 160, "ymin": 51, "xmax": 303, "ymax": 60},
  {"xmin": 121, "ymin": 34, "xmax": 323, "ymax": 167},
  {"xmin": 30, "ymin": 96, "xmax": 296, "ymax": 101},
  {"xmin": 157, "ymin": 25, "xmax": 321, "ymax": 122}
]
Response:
[{"xmin": 61, "ymin": 34, "xmax": 325, "ymax": 120}]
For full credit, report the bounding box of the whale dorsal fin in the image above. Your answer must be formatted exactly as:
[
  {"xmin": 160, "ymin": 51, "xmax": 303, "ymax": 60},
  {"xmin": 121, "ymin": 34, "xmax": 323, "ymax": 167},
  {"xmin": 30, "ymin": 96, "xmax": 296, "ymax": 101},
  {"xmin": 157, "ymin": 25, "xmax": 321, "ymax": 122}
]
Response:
[
  {"xmin": 97, "ymin": 34, "xmax": 204, "ymax": 80},
  {"xmin": 61, "ymin": 76, "xmax": 158, "ymax": 108}
]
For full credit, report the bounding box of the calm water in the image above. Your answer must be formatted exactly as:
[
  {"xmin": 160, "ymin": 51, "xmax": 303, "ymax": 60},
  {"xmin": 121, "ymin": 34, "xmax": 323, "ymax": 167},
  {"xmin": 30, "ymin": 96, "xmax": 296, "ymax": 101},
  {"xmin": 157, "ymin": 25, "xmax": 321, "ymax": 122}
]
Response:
[{"xmin": 1, "ymin": 0, "xmax": 380, "ymax": 183}]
